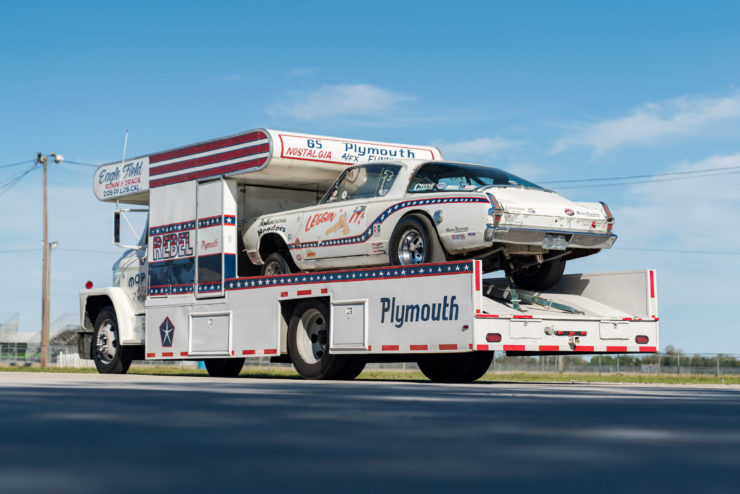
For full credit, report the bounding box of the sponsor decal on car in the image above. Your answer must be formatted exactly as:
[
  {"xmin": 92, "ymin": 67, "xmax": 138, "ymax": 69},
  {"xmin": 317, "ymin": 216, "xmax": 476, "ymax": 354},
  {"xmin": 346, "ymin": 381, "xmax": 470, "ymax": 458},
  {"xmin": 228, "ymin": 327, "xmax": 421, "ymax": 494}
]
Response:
[
  {"xmin": 452, "ymin": 234, "xmax": 466, "ymax": 240},
  {"xmin": 446, "ymin": 226, "xmax": 468, "ymax": 233},
  {"xmin": 564, "ymin": 208, "xmax": 574, "ymax": 216},
  {"xmin": 371, "ymin": 242, "xmax": 386, "ymax": 254},
  {"xmin": 257, "ymin": 217, "xmax": 287, "ymax": 236},
  {"xmin": 306, "ymin": 250, "xmax": 316, "ymax": 258}
]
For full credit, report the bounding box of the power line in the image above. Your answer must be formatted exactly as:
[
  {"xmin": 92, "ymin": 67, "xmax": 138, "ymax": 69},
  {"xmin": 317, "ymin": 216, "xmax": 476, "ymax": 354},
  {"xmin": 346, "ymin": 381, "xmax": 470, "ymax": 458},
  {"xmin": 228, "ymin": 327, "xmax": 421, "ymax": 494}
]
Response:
[
  {"xmin": 542, "ymin": 164, "xmax": 740, "ymax": 184},
  {"xmin": 0, "ymin": 159, "xmax": 33, "ymax": 169},
  {"xmin": 64, "ymin": 160, "xmax": 99, "ymax": 168},
  {"xmin": 553, "ymin": 169, "xmax": 740, "ymax": 189},
  {"xmin": 614, "ymin": 247, "xmax": 740, "ymax": 255},
  {"xmin": 0, "ymin": 248, "xmax": 41, "ymax": 254},
  {"xmin": 0, "ymin": 162, "xmax": 40, "ymax": 197}
]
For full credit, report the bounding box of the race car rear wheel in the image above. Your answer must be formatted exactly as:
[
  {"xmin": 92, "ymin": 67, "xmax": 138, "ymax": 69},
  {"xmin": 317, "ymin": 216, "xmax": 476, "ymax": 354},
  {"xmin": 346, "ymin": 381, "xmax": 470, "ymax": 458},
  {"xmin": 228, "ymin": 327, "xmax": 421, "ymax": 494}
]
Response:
[
  {"xmin": 509, "ymin": 259, "xmax": 566, "ymax": 291},
  {"xmin": 288, "ymin": 299, "xmax": 348, "ymax": 379},
  {"xmin": 390, "ymin": 215, "xmax": 445, "ymax": 265},
  {"xmin": 261, "ymin": 251, "xmax": 293, "ymax": 276}
]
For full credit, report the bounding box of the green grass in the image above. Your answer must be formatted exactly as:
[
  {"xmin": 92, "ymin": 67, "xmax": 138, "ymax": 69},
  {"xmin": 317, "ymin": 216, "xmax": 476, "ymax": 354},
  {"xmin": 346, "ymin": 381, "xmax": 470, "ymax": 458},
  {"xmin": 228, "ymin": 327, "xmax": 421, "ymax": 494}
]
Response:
[{"xmin": 2, "ymin": 363, "xmax": 739, "ymax": 384}]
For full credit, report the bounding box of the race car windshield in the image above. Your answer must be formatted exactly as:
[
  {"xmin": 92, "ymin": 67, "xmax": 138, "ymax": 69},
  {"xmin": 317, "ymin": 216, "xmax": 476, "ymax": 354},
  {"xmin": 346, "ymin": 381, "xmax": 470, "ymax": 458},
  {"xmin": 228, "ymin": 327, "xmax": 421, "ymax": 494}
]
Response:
[
  {"xmin": 322, "ymin": 164, "xmax": 402, "ymax": 204},
  {"xmin": 408, "ymin": 162, "xmax": 543, "ymax": 193}
]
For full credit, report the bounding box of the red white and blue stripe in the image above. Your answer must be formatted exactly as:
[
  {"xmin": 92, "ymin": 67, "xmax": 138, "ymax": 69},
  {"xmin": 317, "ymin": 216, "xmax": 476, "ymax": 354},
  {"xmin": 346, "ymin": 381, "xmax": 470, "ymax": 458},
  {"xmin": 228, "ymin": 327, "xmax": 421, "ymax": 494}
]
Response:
[{"xmin": 149, "ymin": 131, "xmax": 270, "ymax": 188}]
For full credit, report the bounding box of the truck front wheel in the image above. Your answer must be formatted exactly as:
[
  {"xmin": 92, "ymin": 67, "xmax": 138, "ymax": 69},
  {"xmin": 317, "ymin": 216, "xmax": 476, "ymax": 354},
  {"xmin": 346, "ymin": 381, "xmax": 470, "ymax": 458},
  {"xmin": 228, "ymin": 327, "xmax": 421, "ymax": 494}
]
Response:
[
  {"xmin": 92, "ymin": 307, "xmax": 133, "ymax": 374},
  {"xmin": 288, "ymin": 299, "xmax": 348, "ymax": 379}
]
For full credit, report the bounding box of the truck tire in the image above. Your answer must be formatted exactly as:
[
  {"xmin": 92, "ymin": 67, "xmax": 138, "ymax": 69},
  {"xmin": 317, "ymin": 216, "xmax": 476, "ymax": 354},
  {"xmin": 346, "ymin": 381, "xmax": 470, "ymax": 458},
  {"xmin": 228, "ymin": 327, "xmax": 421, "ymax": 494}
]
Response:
[
  {"xmin": 261, "ymin": 251, "xmax": 293, "ymax": 276},
  {"xmin": 390, "ymin": 215, "xmax": 445, "ymax": 266},
  {"xmin": 204, "ymin": 358, "xmax": 245, "ymax": 377},
  {"xmin": 417, "ymin": 352, "xmax": 492, "ymax": 383},
  {"xmin": 92, "ymin": 307, "xmax": 133, "ymax": 374},
  {"xmin": 287, "ymin": 299, "xmax": 348, "ymax": 380},
  {"xmin": 510, "ymin": 259, "xmax": 566, "ymax": 291},
  {"xmin": 334, "ymin": 357, "xmax": 366, "ymax": 380}
]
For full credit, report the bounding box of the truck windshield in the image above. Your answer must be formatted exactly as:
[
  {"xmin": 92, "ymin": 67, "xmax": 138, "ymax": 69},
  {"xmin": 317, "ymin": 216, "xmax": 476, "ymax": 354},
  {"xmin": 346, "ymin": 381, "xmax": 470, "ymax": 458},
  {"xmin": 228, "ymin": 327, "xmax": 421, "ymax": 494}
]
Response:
[
  {"xmin": 408, "ymin": 162, "xmax": 543, "ymax": 193},
  {"xmin": 322, "ymin": 164, "xmax": 401, "ymax": 203}
]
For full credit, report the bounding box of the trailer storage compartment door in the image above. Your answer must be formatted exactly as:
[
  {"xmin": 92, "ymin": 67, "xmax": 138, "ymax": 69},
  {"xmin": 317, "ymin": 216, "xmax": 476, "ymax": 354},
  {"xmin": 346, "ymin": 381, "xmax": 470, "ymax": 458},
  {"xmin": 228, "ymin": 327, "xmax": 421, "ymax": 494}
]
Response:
[{"xmin": 195, "ymin": 179, "xmax": 238, "ymax": 299}]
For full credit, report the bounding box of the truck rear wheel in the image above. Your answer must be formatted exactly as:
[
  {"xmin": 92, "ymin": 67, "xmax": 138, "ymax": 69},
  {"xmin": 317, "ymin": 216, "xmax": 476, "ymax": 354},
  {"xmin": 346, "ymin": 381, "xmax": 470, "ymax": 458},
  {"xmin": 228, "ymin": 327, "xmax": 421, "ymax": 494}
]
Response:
[
  {"xmin": 334, "ymin": 357, "xmax": 366, "ymax": 380},
  {"xmin": 417, "ymin": 352, "xmax": 493, "ymax": 383},
  {"xmin": 204, "ymin": 358, "xmax": 245, "ymax": 377},
  {"xmin": 287, "ymin": 299, "xmax": 348, "ymax": 379},
  {"xmin": 92, "ymin": 307, "xmax": 133, "ymax": 374}
]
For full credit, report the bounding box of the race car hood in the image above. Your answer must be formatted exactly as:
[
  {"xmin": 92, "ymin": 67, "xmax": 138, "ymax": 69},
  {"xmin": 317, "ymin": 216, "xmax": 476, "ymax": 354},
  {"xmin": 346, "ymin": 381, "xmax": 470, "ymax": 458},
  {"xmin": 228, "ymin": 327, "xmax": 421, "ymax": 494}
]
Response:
[{"xmin": 487, "ymin": 187, "xmax": 606, "ymax": 220}]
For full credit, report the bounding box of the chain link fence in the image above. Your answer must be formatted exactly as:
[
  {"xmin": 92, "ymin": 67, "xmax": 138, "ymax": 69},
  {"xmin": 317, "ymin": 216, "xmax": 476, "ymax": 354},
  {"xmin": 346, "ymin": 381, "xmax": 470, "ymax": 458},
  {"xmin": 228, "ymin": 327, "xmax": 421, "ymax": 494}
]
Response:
[{"xmin": 2, "ymin": 343, "xmax": 739, "ymax": 376}]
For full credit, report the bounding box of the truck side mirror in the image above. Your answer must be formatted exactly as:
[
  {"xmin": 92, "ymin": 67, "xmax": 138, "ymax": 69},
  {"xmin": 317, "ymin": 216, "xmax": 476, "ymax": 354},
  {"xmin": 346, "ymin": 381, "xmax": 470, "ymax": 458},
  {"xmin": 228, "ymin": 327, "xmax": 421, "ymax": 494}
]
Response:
[{"xmin": 113, "ymin": 210, "xmax": 122, "ymax": 244}]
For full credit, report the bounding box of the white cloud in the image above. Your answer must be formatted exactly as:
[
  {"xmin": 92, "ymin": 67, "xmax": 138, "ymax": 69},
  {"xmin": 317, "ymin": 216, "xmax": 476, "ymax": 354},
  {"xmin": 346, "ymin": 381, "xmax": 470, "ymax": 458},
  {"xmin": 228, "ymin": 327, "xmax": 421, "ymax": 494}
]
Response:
[
  {"xmin": 553, "ymin": 93, "xmax": 740, "ymax": 154},
  {"xmin": 288, "ymin": 67, "xmax": 318, "ymax": 78},
  {"xmin": 616, "ymin": 152, "xmax": 740, "ymax": 249},
  {"xmin": 434, "ymin": 136, "xmax": 522, "ymax": 161},
  {"xmin": 269, "ymin": 84, "xmax": 413, "ymax": 121}
]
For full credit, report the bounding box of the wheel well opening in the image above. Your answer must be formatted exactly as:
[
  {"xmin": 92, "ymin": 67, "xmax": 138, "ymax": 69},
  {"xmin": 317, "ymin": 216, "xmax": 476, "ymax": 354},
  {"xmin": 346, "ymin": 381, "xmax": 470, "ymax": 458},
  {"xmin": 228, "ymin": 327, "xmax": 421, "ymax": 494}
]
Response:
[
  {"xmin": 84, "ymin": 295, "xmax": 113, "ymax": 330},
  {"xmin": 398, "ymin": 210, "xmax": 449, "ymax": 256},
  {"xmin": 259, "ymin": 233, "xmax": 290, "ymax": 261}
]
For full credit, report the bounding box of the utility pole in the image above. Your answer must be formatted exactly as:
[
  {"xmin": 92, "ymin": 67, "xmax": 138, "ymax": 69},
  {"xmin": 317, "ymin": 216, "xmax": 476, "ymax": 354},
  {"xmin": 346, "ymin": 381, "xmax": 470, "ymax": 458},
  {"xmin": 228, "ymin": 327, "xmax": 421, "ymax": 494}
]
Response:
[{"xmin": 36, "ymin": 152, "xmax": 63, "ymax": 367}]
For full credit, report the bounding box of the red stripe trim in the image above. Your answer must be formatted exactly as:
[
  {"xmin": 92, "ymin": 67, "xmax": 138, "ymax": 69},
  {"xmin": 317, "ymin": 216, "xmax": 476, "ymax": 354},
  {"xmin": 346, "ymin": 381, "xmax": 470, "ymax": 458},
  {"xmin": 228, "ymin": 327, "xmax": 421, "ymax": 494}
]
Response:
[
  {"xmin": 607, "ymin": 346, "xmax": 628, "ymax": 352},
  {"xmin": 146, "ymin": 352, "xmax": 156, "ymax": 358},
  {"xmin": 649, "ymin": 270, "xmax": 655, "ymax": 298},
  {"xmin": 180, "ymin": 351, "xmax": 189, "ymax": 357},
  {"xmin": 297, "ymin": 289, "xmax": 312, "ymax": 296},
  {"xmin": 149, "ymin": 131, "xmax": 266, "ymax": 164},
  {"xmin": 513, "ymin": 315, "xmax": 533, "ymax": 319},
  {"xmin": 382, "ymin": 345, "xmax": 399, "ymax": 351},
  {"xmin": 476, "ymin": 314, "xmax": 500, "ymax": 318},
  {"xmin": 539, "ymin": 345, "xmax": 559, "ymax": 352},
  {"xmin": 622, "ymin": 317, "xmax": 633, "ymax": 321},
  {"xmin": 653, "ymin": 316, "xmax": 660, "ymax": 321},
  {"xmin": 242, "ymin": 349, "xmax": 256, "ymax": 355},
  {"xmin": 320, "ymin": 288, "xmax": 328, "ymax": 294},
  {"xmin": 639, "ymin": 346, "xmax": 657, "ymax": 352},
  {"xmin": 476, "ymin": 344, "xmax": 489, "ymax": 351},
  {"xmin": 410, "ymin": 344, "xmax": 428, "ymax": 351},
  {"xmin": 280, "ymin": 292, "xmax": 288, "ymax": 297},
  {"xmin": 439, "ymin": 344, "xmax": 458, "ymax": 350},
  {"xmin": 162, "ymin": 352, "xmax": 174, "ymax": 357},
  {"xmin": 574, "ymin": 345, "xmax": 594, "ymax": 352},
  {"xmin": 264, "ymin": 349, "xmax": 277, "ymax": 355},
  {"xmin": 150, "ymin": 143, "xmax": 269, "ymax": 176},
  {"xmin": 503, "ymin": 344, "xmax": 526, "ymax": 351},
  {"xmin": 150, "ymin": 156, "xmax": 268, "ymax": 187},
  {"xmin": 474, "ymin": 261, "xmax": 481, "ymax": 292}
]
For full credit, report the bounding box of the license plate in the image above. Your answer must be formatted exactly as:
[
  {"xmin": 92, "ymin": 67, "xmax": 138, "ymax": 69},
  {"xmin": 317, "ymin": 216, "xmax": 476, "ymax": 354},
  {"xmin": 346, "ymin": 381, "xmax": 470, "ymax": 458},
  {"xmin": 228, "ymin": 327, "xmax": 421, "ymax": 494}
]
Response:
[{"xmin": 543, "ymin": 234, "xmax": 567, "ymax": 250}]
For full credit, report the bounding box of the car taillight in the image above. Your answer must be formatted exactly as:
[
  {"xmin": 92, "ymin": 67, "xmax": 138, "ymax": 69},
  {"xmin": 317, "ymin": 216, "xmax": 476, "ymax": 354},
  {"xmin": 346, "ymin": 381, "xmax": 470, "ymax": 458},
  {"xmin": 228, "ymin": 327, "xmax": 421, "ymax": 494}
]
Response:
[
  {"xmin": 487, "ymin": 193, "xmax": 504, "ymax": 226},
  {"xmin": 635, "ymin": 335, "xmax": 649, "ymax": 344},
  {"xmin": 600, "ymin": 201, "xmax": 615, "ymax": 232}
]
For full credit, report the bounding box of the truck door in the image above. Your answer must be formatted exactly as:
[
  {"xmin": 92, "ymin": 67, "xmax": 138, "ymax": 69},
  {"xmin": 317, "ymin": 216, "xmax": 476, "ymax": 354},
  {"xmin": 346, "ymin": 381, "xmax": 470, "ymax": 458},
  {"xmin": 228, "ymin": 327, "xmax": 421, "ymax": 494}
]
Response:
[{"xmin": 195, "ymin": 179, "xmax": 238, "ymax": 299}]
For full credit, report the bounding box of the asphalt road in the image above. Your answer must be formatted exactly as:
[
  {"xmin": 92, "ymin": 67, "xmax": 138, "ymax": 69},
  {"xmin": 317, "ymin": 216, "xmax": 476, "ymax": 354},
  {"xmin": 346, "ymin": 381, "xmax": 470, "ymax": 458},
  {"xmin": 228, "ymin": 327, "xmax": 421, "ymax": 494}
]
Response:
[{"xmin": 1, "ymin": 373, "xmax": 739, "ymax": 493}]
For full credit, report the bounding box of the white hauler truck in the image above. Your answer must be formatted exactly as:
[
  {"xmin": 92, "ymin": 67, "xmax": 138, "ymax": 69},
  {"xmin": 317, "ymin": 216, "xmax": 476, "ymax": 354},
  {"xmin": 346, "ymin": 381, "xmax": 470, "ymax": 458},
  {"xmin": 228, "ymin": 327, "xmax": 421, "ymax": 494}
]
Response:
[{"xmin": 78, "ymin": 128, "xmax": 659, "ymax": 381}]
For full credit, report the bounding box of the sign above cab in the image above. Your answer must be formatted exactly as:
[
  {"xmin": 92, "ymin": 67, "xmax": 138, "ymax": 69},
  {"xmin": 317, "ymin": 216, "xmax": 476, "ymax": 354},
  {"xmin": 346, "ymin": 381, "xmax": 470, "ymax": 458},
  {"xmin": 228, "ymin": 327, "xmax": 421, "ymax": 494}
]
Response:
[{"xmin": 92, "ymin": 129, "xmax": 442, "ymax": 204}]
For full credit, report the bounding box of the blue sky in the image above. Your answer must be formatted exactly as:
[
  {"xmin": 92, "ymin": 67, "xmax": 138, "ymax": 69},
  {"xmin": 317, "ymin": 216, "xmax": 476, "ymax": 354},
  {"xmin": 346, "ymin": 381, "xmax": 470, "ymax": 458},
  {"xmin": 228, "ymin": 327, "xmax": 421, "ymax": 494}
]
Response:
[{"xmin": 1, "ymin": 1, "xmax": 739, "ymax": 353}]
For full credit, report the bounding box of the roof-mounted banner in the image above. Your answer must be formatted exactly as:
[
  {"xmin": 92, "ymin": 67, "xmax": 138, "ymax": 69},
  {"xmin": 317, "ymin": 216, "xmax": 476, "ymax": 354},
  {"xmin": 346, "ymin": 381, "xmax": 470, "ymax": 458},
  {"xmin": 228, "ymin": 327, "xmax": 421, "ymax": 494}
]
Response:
[{"xmin": 93, "ymin": 129, "xmax": 442, "ymax": 203}]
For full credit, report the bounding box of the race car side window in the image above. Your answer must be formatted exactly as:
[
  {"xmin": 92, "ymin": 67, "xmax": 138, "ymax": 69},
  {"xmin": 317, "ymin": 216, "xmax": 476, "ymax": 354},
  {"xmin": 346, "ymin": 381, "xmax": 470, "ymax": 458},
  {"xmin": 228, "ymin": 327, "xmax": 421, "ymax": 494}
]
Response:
[
  {"xmin": 322, "ymin": 164, "xmax": 401, "ymax": 203},
  {"xmin": 408, "ymin": 162, "xmax": 543, "ymax": 192}
]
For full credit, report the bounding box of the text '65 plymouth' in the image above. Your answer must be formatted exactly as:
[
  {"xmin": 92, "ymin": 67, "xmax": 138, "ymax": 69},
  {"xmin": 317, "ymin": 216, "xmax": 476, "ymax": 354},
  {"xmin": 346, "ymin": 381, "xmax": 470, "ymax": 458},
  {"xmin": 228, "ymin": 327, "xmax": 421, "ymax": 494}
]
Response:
[{"xmin": 243, "ymin": 160, "xmax": 616, "ymax": 290}]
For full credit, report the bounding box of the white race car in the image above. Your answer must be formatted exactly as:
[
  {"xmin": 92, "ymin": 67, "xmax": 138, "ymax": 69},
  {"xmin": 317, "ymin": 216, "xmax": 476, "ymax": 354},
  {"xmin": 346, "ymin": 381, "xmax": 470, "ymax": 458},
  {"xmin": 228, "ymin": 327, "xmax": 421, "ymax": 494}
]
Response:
[{"xmin": 243, "ymin": 160, "xmax": 616, "ymax": 290}]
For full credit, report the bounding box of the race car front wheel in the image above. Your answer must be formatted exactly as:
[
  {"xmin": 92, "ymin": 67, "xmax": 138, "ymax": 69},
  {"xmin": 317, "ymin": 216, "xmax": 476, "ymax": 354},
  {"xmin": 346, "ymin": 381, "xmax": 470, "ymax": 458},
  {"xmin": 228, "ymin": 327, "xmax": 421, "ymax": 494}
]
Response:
[{"xmin": 261, "ymin": 251, "xmax": 294, "ymax": 276}]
